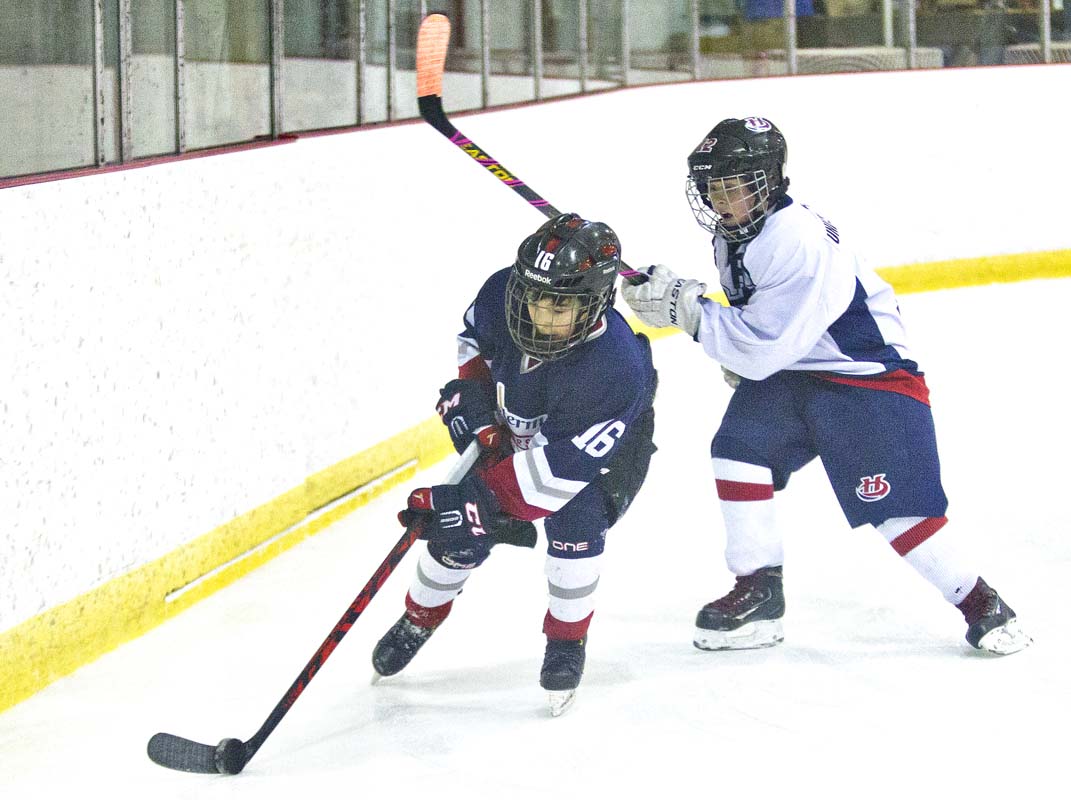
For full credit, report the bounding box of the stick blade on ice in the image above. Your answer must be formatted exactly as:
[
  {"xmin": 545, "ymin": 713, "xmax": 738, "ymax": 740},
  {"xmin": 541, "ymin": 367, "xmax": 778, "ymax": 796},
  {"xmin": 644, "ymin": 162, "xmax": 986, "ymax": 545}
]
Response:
[
  {"xmin": 147, "ymin": 732, "xmax": 221, "ymax": 774},
  {"xmin": 147, "ymin": 733, "xmax": 249, "ymax": 775}
]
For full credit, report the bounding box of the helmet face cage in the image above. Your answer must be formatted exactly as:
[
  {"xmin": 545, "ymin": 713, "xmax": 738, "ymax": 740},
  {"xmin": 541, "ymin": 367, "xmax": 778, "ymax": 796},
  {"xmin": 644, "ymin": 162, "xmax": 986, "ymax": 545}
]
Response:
[
  {"xmin": 686, "ymin": 169, "xmax": 772, "ymax": 242},
  {"xmin": 505, "ymin": 213, "xmax": 620, "ymax": 361},
  {"xmin": 685, "ymin": 117, "xmax": 787, "ymax": 243},
  {"xmin": 505, "ymin": 272, "xmax": 613, "ymax": 362}
]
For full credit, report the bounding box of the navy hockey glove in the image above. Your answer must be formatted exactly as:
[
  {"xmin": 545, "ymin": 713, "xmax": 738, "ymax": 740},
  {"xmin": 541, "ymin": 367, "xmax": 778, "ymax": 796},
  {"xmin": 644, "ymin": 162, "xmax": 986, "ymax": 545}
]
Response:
[
  {"xmin": 436, "ymin": 379, "xmax": 498, "ymax": 455},
  {"xmin": 398, "ymin": 473, "xmax": 537, "ymax": 550}
]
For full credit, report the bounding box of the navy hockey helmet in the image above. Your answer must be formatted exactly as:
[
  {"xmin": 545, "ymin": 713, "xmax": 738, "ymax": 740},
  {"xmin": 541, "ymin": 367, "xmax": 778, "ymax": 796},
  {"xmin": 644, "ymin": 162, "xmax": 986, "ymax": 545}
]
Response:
[
  {"xmin": 506, "ymin": 213, "xmax": 621, "ymax": 361},
  {"xmin": 685, "ymin": 117, "xmax": 789, "ymax": 242}
]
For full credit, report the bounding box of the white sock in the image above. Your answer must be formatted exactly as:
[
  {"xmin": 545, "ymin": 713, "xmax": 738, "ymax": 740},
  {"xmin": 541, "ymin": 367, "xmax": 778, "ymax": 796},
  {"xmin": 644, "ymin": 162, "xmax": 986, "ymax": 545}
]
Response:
[
  {"xmin": 876, "ymin": 516, "xmax": 979, "ymax": 604},
  {"xmin": 712, "ymin": 458, "xmax": 782, "ymax": 575}
]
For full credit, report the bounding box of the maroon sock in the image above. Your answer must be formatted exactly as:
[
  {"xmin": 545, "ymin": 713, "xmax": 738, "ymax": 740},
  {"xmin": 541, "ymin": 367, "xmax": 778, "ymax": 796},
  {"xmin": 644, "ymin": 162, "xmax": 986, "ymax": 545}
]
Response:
[
  {"xmin": 404, "ymin": 592, "xmax": 454, "ymax": 628},
  {"xmin": 543, "ymin": 610, "xmax": 594, "ymax": 641}
]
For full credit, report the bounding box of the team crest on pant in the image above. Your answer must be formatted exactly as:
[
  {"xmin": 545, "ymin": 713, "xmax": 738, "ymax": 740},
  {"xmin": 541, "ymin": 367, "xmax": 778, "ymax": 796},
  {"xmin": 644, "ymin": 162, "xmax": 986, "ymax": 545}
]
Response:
[{"xmin": 856, "ymin": 473, "xmax": 891, "ymax": 502}]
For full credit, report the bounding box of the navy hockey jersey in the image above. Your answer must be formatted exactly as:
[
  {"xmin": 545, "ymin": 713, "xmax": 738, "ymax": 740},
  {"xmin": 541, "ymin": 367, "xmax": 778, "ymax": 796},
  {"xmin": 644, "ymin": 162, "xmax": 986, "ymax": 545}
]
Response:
[{"xmin": 456, "ymin": 268, "xmax": 657, "ymax": 521}]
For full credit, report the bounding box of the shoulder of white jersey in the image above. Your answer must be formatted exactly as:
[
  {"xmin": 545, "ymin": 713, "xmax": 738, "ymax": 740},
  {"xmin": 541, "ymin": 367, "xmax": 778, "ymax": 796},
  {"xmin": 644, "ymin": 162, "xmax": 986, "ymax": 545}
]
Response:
[
  {"xmin": 747, "ymin": 200, "xmax": 849, "ymax": 278},
  {"xmin": 761, "ymin": 198, "xmax": 828, "ymax": 238}
]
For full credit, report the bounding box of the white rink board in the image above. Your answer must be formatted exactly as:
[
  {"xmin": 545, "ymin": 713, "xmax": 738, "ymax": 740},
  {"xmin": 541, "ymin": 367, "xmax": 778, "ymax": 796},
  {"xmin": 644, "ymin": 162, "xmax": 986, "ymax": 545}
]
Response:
[{"xmin": 2, "ymin": 65, "xmax": 1070, "ymax": 633}]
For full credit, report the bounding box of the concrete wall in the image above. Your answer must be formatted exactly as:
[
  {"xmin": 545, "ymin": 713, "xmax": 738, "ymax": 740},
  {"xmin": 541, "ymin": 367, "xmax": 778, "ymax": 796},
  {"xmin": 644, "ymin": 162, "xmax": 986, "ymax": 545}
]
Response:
[{"xmin": 3, "ymin": 64, "xmax": 1070, "ymax": 636}]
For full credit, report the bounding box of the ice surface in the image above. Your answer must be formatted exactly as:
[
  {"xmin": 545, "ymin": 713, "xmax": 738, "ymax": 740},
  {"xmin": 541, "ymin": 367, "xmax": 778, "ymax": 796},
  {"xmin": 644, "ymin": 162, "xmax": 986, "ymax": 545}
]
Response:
[{"xmin": 1, "ymin": 279, "xmax": 1068, "ymax": 798}]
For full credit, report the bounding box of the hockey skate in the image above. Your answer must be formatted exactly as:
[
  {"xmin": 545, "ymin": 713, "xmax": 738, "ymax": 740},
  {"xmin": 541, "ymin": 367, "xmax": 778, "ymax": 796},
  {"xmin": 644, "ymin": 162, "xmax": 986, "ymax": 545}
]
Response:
[
  {"xmin": 540, "ymin": 637, "xmax": 586, "ymax": 717},
  {"xmin": 694, "ymin": 566, "xmax": 785, "ymax": 651},
  {"xmin": 957, "ymin": 577, "xmax": 1032, "ymax": 655},
  {"xmin": 371, "ymin": 614, "xmax": 440, "ymax": 679}
]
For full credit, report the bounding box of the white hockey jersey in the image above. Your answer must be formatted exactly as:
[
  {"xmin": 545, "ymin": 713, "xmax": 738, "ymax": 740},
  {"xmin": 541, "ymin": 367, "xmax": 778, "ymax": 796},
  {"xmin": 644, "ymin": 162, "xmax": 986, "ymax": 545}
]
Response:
[{"xmin": 697, "ymin": 198, "xmax": 920, "ymax": 382}]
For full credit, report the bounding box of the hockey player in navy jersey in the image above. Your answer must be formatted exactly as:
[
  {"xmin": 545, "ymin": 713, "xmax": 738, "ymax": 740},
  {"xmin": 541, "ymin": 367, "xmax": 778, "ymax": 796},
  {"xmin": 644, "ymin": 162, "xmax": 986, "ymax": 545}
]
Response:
[
  {"xmin": 372, "ymin": 213, "xmax": 658, "ymax": 714},
  {"xmin": 623, "ymin": 116, "xmax": 1030, "ymax": 656}
]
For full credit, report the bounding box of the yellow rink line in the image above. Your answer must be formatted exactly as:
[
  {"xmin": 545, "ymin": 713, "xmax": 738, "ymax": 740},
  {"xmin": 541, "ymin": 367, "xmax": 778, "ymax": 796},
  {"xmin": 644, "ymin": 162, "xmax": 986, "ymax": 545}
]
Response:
[
  {"xmin": 629, "ymin": 249, "xmax": 1071, "ymax": 342},
  {"xmin": 2, "ymin": 248, "xmax": 1069, "ymax": 714}
]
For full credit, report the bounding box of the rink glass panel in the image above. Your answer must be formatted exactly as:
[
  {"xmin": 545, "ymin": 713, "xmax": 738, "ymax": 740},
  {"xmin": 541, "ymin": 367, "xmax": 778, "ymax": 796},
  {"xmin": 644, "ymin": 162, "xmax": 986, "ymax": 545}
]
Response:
[{"xmin": 1, "ymin": 0, "xmax": 1068, "ymax": 180}]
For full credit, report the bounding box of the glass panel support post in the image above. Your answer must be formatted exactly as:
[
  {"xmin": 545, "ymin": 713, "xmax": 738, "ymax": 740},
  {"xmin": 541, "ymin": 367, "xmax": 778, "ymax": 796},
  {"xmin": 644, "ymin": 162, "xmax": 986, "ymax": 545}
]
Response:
[
  {"xmin": 270, "ymin": 0, "xmax": 285, "ymax": 135},
  {"xmin": 118, "ymin": 0, "xmax": 133, "ymax": 162},
  {"xmin": 689, "ymin": 0, "xmax": 700, "ymax": 80},
  {"xmin": 783, "ymin": 0, "xmax": 797, "ymax": 75},
  {"xmin": 356, "ymin": 0, "xmax": 367, "ymax": 125},
  {"xmin": 534, "ymin": 0, "xmax": 544, "ymax": 101},
  {"xmin": 904, "ymin": 0, "xmax": 918, "ymax": 69},
  {"xmin": 579, "ymin": 0, "xmax": 589, "ymax": 92},
  {"xmin": 92, "ymin": 0, "xmax": 106, "ymax": 165},
  {"xmin": 480, "ymin": 0, "xmax": 491, "ymax": 108},
  {"xmin": 387, "ymin": 0, "xmax": 397, "ymax": 121},
  {"xmin": 1041, "ymin": 0, "xmax": 1053, "ymax": 64},
  {"xmin": 175, "ymin": 0, "xmax": 187, "ymax": 153}
]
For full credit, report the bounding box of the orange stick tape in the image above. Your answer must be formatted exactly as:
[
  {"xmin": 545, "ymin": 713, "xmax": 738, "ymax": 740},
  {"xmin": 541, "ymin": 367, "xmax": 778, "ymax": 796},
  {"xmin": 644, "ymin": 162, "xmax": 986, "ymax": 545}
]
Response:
[{"xmin": 416, "ymin": 14, "xmax": 451, "ymax": 98}]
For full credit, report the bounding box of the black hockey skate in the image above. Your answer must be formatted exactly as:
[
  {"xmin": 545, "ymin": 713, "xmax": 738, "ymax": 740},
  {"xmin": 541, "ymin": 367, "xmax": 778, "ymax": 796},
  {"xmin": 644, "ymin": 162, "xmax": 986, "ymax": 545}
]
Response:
[
  {"xmin": 372, "ymin": 614, "xmax": 439, "ymax": 678},
  {"xmin": 694, "ymin": 566, "xmax": 785, "ymax": 651},
  {"xmin": 540, "ymin": 637, "xmax": 586, "ymax": 717},
  {"xmin": 957, "ymin": 577, "xmax": 1032, "ymax": 655}
]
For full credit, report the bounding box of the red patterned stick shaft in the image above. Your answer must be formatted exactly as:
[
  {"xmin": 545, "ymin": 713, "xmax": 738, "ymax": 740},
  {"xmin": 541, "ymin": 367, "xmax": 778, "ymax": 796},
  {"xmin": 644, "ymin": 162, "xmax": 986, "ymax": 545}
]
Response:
[{"xmin": 147, "ymin": 441, "xmax": 481, "ymax": 775}]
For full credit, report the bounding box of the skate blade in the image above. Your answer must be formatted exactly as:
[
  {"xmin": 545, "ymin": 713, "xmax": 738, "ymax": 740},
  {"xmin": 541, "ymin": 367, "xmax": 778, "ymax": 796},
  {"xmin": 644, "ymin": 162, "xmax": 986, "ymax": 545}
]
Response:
[
  {"xmin": 370, "ymin": 671, "xmax": 385, "ymax": 685},
  {"xmin": 547, "ymin": 690, "xmax": 576, "ymax": 717},
  {"xmin": 693, "ymin": 619, "xmax": 784, "ymax": 651},
  {"xmin": 977, "ymin": 617, "xmax": 1033, "ymax": 655}
]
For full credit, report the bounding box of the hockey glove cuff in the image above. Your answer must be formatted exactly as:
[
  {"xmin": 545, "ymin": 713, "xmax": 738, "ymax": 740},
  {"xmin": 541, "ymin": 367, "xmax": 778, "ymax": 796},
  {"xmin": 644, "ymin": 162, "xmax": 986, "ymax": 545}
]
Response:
[
  {"xmin": 621, "ymin": 265, "xmax": 706, "ymax": 338},
  {"xmin": 398, "ymin": 474, "xmax": 536, "ymax": 549},
  {"xmin": 436, "ymin": 378, "xmax": 498, "ymax": 456}
]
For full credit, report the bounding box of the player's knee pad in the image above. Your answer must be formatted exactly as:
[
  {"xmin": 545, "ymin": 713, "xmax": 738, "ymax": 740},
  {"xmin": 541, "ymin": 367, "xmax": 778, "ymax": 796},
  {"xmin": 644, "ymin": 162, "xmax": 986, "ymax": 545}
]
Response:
[
  {"xmin": 545, "ymin": 486, "xmax": 611, "ymax": 557},
  {"xmin": 545, "ymin": 530, "xmax": 606, "ymax": 558}
]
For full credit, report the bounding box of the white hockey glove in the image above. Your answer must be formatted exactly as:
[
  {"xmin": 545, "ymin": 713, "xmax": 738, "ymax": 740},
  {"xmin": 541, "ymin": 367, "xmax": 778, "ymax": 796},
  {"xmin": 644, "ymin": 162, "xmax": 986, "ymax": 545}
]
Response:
[
  {"xmin": 621, "ymin": 265, "xmax": 706, "ymax": 338},
  {"xmin": 721, "ymin": 367, "xmax": 742, "ymax": 390}
]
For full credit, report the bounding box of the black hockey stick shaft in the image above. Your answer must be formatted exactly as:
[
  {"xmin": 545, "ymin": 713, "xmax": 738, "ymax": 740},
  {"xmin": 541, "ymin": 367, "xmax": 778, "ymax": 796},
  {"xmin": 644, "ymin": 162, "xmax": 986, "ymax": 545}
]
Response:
[
  {"xmin": 416, "ymin": 14, "xmax": 647, "ymax": 285},
  {"xmin": 147, "ymin": 440, "xmax": 482, "ymax": 775}
]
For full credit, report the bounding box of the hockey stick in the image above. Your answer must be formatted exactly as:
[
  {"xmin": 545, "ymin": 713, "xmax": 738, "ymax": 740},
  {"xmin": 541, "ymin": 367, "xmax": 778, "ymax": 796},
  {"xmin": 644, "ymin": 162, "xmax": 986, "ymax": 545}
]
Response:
[
  {"xmin": 416, "ymin": 14, "xmax": 647, "ymax": 286},
  {"xmin": 146, "ymin": 439, "xmax": 482, "ymax": 775}
]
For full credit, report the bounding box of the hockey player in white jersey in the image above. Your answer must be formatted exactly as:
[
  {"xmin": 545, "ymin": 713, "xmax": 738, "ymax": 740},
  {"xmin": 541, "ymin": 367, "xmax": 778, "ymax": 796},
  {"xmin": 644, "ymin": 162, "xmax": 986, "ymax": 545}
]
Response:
[
  {"xmin": 623, "ymin": 116, "xmax": 1030, "ymax": 656},
  {"xmin": 372, "ymin": 213, "xmax": 658, "ymax": 714}
]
